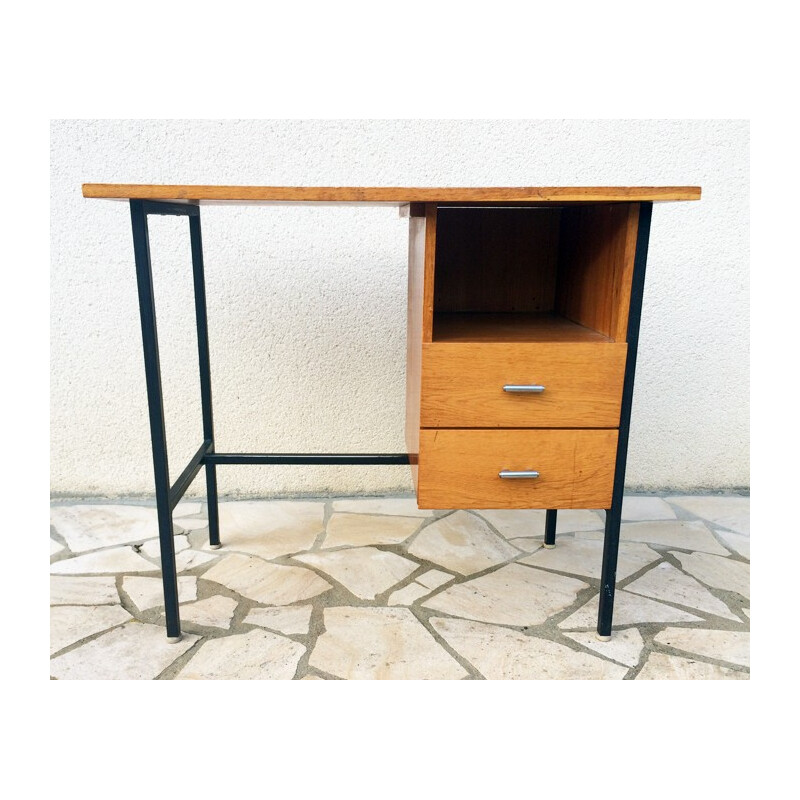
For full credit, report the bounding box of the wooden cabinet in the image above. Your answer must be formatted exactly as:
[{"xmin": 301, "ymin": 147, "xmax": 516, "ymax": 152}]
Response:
[{"xmin": 406, "ymin": 202, "xmax": 645, "ymax": 510}]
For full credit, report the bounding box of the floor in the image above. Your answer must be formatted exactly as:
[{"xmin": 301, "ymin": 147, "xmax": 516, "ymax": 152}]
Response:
[{"xmin": 49, "ymin": 494, "xmax": 749, "ymax": 680}]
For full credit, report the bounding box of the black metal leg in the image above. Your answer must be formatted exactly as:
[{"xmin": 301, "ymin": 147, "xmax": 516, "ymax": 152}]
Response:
[
  {"xmin": 597, "ymin": 202, "xmax": 653, "ymax": 640},
  {"xmin": 544, "ymin": 509, "xmax": 557, "ymax": 548},
  {"xmin": 598, "ymin": 498, "xmax": 623, "ymax": 640},
  {"xmin": 130, "ymin": 200, "xmax": 182, "ymax": 641},
  {"xmin": 127, "ymin": 200, "xmax": 413, "ymax": 637},
  {"xmin": 205, "ymin": 464, "xmax": 220, "ymax": 547},
  {"xmin": 189, "ymin": 215, "xmax": 220, "ymax": 548}
]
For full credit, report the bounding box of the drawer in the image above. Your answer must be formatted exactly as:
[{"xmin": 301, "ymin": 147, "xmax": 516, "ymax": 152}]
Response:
[
  {"xmin": 420, "ymin": 342, "xmax": 627, "ymax": 428},
  {"xmin": 417, "ymin": 428, "xmax": 618, "ymax": 509}
]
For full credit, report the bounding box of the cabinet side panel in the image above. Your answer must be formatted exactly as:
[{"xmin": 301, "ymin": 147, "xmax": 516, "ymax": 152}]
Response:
[
  {"xmin": 555, "ymin": 203, "xmax": 639, "ymax": 341},
  {"xmin": 406, "ymin": 208, "xmax": 434, "ymax": 489},
  {"xmin": 610, "ymin": 203, "xmax": 640, "ymax": 343},
  {"xmin": 422, "ymin": 205, "xmax": 437, "ymax": 343}
]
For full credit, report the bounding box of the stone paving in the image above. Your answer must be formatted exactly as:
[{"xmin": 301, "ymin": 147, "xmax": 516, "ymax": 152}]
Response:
[{"xmin": 50, "ymin": 494, "xmax": 750, "ymax": 680}]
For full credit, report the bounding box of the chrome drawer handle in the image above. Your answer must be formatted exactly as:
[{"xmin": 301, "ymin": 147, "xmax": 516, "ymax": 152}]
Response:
[
  {"xmin": 499, "ymin": 470, "xmax": 540, "ymax": 479},
  {"xmin": 503, "ymin": 384, "xmax": 545, "ymax": 393}
]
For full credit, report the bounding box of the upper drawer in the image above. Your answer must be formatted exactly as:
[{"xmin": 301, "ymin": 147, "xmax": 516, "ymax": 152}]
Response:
[{"xmin": 420, "ymin": 342, "xmax": 627, "ymax": 428}]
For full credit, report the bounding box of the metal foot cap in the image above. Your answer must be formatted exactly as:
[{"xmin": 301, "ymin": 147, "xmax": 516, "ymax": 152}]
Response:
[
  {"xmin": 209, "ymin": 543, "xmax": 222, "ymax": 550},
  {"xmin": 543, "ymin": 543, "xmax": 556, "ymax": 549},
  {"xmin": 595, "ymin": 633, "xmax": 612, "ymax": 642},
  {"xmin": 167, "ymin": 635, "xmax": 183, "ymax": 644}
]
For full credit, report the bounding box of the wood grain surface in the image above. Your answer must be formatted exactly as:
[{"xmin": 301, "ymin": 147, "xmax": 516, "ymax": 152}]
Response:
[
  {"xmin": 405, "ymin": 210, "xmax": 427, "ymax": 484},
  {"xmin": 433, "ymin": 207, "xmax": 561, "ymax": 313},
  {"xmin": 417, "ymin": 428, "xmax": 618, "ymax": 509},
  {"xmin": 555, "ymin": 204, "xmax": 640, "ymax": 341},
  {"xmin": 82, "ymin": 184, "xmax": 701, "ymax": 204},
  {"xmin": 432, "ymin": 312, "xmax": 612, "ymax": 343},
  {"xmin": 420, "ymin": 342, "xmax": 627, "ymax": 428},
  {"xmin": 405, "ymin": 204, "xmax": 439, "ymax": 488},
  {"xmin": 422, "ymin": 206, "xmax": 437, "ymax": 343}
]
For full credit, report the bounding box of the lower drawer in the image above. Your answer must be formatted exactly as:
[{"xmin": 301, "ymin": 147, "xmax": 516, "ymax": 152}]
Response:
[{"xmin": 417, "ymin": 428, "xmax": 618, "ymax": 509}]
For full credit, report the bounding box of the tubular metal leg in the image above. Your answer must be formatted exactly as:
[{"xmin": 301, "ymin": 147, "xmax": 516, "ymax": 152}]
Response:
[
  {"xmin": 130, "ymin": 200, "xmax": 181, "ymax": 641},
  {"xmin": 597, "ymin": 202, "xmax": 653, "ymax": 641},
  {"xmin": 544, "ymin": 509, "xmax": 557, "ymax": 548},
  {"xmin": 597, "ymin": 499, "xmax": 623, "ymax": 641},
  {"xmin": 189, "ymin": 214, "xmax": 221, "ymax": 548}
]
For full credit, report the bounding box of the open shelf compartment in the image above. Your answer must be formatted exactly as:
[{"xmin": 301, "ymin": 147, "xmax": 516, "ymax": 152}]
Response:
[{"xmin": 431, "ymin": 204, "xmax": 638, "ymax": 344}]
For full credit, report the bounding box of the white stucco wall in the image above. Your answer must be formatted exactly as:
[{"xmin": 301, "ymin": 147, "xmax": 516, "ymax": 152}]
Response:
[{"xmin": 50, "ymin": 119, "xmax": 749, "ymax": 498}]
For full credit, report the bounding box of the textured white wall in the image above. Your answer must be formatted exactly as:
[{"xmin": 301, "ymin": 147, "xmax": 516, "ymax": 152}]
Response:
[{"xmin": 50, "ymin": 120, "xmax": 749, "ymax": 497}]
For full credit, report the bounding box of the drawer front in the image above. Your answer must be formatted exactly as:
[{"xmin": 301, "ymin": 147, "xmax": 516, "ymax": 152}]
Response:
[
  {"xmin": 420, "ymin": 342, "xmax": 627, "ymax": 428},
  {"xmin": 418, "ymin": 428, "xmax": 618, "ymax": 509}
]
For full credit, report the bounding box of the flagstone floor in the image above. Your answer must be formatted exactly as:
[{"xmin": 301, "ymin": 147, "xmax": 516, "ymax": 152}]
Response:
[{"xmin": 50, "ymin": 494, "xmax": 749, "ymax": 680}]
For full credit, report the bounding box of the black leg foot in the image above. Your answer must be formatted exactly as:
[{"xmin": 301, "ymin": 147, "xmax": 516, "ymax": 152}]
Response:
[
  {"xmin": 544, "ymin": 509, "xmax": 557, "ymax": 548},
  {"xmin": 206, "ymin": 463, "xmax": 221, "ymax": 548},
  {"xmin": 597, "ymin": 500, "xmax": 622, "ymax": 641}
]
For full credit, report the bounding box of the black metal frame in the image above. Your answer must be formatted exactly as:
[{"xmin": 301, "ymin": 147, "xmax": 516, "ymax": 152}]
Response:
[
  {"xmin": 530, "ymin": 204, "xmax": 653, "ymax": 638},
  {"xmin": 544, "ymin": 509, "xmax": 557, "ymax": 547},
  {"xmin": 129, "ymin": 199, "xmax": 653, "ymax": 642},
  {"xmin": 130, "ymin": 200, "xmax": 409, "ymax": 639},
  {"xmin": 597, "ymin": 202, "xmax": 653, "ymax": 638}
]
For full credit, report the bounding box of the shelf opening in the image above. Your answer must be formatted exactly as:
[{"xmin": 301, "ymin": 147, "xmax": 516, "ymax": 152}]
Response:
[{"xmin": 431, "ymin": 204, "xmax": 636, "ymax": 344}]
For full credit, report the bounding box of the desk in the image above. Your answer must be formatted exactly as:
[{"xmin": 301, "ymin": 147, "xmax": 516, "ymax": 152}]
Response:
[{"xmin": 82, "ymin": 184, "xmax": 701, "ymax": 642}]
